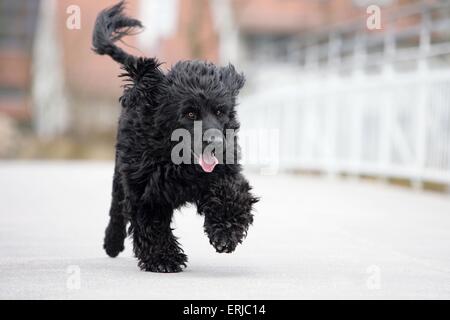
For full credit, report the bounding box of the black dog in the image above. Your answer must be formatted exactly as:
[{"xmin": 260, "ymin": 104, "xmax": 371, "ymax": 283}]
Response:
[{"xmin": 92, "ymin": 1, "xmax": 258, "ymax": 272}]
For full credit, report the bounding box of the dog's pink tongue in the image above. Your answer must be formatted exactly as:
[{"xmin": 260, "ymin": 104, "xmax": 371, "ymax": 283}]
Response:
[{"xmin": 199, "ymin": 152, "xmax": 218, "ymax": 173}]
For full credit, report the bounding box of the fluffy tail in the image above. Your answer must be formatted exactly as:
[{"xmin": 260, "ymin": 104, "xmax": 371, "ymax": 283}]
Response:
[{"xmin": 92, "ymin": 1, "xmax": 143, "ymax": 65}]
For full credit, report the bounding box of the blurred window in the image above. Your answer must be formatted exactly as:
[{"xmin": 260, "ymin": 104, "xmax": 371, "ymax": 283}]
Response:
[
  {"xmin": 243, "ymin": 33, "xmax": 299, "ymax": 63},
  {"xmin": 0, "ymin": 0, "xmax": 40, "ymax": 50},
  {"xmin": 0, "ymin": 0, "xmax": 40, "ymax": 116}
]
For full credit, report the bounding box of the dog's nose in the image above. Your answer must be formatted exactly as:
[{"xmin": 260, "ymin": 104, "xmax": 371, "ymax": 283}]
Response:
[{"xmin": 205, "ymin": 135, "xmax": 223, "ymax": 145}]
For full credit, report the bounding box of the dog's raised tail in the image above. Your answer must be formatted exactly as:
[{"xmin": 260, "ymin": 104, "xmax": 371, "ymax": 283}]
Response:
[{"xmin": 92, "ymin": 1, "xmax": 142, "ymax": 65}]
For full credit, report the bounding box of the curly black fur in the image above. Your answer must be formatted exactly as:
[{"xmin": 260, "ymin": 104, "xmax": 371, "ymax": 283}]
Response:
[{"xmin": 94, "ymin": 1, "xmax": 258, "ymax": 272}]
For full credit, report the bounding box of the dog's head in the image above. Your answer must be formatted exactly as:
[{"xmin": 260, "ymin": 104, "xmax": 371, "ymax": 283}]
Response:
[{"xmin": 156, "ymin": 61, "xmax": 245, "ymax": 172}]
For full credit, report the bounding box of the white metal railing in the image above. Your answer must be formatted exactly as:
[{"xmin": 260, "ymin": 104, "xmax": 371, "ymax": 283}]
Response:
[{"xmin": 240, "ymin": 2, "xmax": 450, "ymax": 187}]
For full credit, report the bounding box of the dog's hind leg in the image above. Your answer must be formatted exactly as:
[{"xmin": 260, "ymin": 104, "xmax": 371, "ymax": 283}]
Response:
[
  {"xmin": 131, "ymin": 205, "xmax": 187, "ymax": 273},
  {"xmin": 104, "ymin": 169, "xmax": 127, "ymax": 258}
]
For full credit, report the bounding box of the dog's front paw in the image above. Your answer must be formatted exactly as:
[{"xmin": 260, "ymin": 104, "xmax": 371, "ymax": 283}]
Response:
[
  {"xmin": 208, "ymin": 226, "xmax": 245, "ymax": 253},
  {"xmin": 138, "ymin": 252, "xmax": 187, "ymax": 273}
]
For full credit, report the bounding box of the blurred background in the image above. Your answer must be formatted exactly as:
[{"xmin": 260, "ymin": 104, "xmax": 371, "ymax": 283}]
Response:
[
  {"xmin": 0, "ymin": 0, "xmax": 449, "ymax": 192},
  {"xmin": 1, "ymin": 0, "xmax": 450, "ymax": 299}
]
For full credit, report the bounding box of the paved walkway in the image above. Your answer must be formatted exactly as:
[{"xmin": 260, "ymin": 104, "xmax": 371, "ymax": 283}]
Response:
[{"xmin": 0, "ymin": 161, "xmax": 449, "ymax": 299}]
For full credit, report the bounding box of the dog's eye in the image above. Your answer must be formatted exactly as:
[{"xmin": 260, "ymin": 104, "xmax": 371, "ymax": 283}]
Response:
[{"xmin": 186, "ymin": 112, "xmax": 197, "ymax": 120}]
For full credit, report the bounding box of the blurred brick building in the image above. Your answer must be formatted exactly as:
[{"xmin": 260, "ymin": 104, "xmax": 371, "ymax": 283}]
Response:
[
  {"xmin": 0, "ymin": 0, "xmax": 420, "ymax": 138},
  {"xmin": 0, "ymin": 0, "xmax": 39, "ymax": 119}
]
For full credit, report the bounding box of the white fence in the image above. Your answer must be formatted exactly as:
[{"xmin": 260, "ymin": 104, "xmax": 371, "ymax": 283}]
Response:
[{"xmin": 240, "ymin": 2, "xmax": 450, "ymax": 187}]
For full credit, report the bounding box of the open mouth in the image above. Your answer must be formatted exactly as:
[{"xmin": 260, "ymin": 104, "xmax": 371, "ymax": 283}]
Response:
[{"xmin": 192, "ymin": 150, "xmax": 219, "ymax": 173}]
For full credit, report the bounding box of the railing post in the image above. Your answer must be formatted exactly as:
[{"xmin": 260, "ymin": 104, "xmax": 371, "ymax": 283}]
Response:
[
  {"xmin": 413, "ymin": 5, "xmax": 431, "ymax": 190},
  {"xmin": 328, "ymin": 32, "xmax": 342, "ymax": 71},
  {"xmin": 350, "ymin": 31, "xmax": 367, "ymax": 179},
  {"xmin": 325, "ymin": 32, "xmax": 341, "ymax": 178},
  {"xmin": 379, "ymin": 17, "xmax": 396, "ymax": 184},
  {"xmin": 305, "ymin": 38, "xmax": 319, "ymax": 71}
]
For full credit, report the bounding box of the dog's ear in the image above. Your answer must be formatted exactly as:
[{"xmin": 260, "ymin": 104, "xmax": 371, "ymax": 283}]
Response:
[{"xmin": 220, "ymin": 64, "xmax": 245, "ymax": 95}]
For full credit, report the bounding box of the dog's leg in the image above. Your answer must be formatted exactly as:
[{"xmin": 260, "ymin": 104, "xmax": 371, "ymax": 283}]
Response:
[
  {"xmin": 131, "ymin": 206, "xmax": 187, "ymax": 273},
  {"xmin": 104, "ymin": 170, "xmax": 127, "ymax": 258},
  {"xmin": 198, "ymin": 174, "xmax": 258, "ymax": 253}
]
